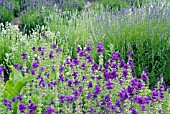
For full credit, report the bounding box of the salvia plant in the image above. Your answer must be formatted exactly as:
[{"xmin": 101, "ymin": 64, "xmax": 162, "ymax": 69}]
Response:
[{"xmin": 0, "ymin": 43, "xmax": 170, "ymax": 114}]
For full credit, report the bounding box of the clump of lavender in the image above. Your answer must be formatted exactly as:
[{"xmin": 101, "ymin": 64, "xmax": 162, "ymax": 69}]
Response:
[{"xmin": 2, "ymin": 42, "xmax": 170, "ymax": 113}]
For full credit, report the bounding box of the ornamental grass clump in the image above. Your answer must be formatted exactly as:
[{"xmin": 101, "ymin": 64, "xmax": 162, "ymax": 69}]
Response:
[{"xmin": 1, "ymin": 42, "xmax": 170, "ymax": 114}]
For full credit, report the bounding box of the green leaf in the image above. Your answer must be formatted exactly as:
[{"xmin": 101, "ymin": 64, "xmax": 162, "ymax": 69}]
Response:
[
  {"xmin": 49, "ymin": 70, "xmax": 53, "ymax": 81},
  {"xmin": 5, "ymin": 80, "xmax": 14, "ymax": 94},
  {"xmin": 9, "ymin": 66, "xmax": 23, "ymax": 84},
  {"xmin": 4, "ymin": 75, "xmax": 34, "ymax": 99},
  {"xmin": 3, "ymin": 91, "xmax": 10, "ymax": 99},
  {"xmin": 13, "ymin": 75, "xmax": 34, "ymax": 94}
]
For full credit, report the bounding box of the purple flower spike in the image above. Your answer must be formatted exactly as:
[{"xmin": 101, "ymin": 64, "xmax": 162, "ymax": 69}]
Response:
[
  {"xmin": 40, "ymin": 67, "xmax": 45, "ymax": 72},
  {"xmin": 105, "ymin": 95, "xmax": 111, "ymax": 102},
  {"xmin": 38, "ymin": 46, "xmax": 42, "ymax": 52},
  {"xmin": 31, "ymin": 70, "xmax": 36, "ymax": 75},
  {"xmin": 118, "ymin": 89, "xmax": 129, "ymax": 100},
  {"xmin": 68, "ymin": 80, "xmax": 73, "ymax": 87},
  {"xmin": 42, "ymin": 33, "xmax": 47, "ymax": 38},
  {"xmin": 122, "ymin": 69, "xmax": 128, "ymax": 79},
  {"xmin": 141, "ymin": 73, "xmax": 148, "ymax": 82},
  {"xmin": 87, "ymin": 92, "xmax": 93, "ymax": 99},
  {"xmin": 32, "ymin": 62, "xmax": 39, "ymax": 69},
  {"xmin": 106, "ymin": 80, "xmax": 114, "ymax": 90},
  {"xmin": 44, "ymin": 106, "xmax": 54, "ymax": 114},
  {"xmin": 28, "ymin": 102, "xmax": 37, "ymax": 112},
  {"xmin": 72, "ymin": 90, "xmax": 80, "ymax": 98},
  {"xmin": 49, "ymin": 50, "xmax": 54, "ymax": 59},
  {"xmin": 131, "ymin": 108, "xmax": 138, "ymax": 114},
  {"xmin": 17, "ymin": 93, "xmax": 23, "ymax": 101},
  {"xmin": 127, "ymin": 50, "xmax": 133, "ymax": 56},
  {"xmin": 73, "ymin": 57, "xmax": 80, "ymax": 65},
  {"xmin": 143, "ymin": 67, "xmax": 147, "ymax": 71},
  {"xmin": 88, "ymin": 108, "xmax": 94, "ymax": 114},
  {"xmin": 97, "ymin": 42, "xmax": 105, "ymax": 54},
  {"xmin": 152, "ymin": 90, "xmax": 159, "ymax": 99},
  {"xmin": 32, "ymin": 47, "xmax": 36, "ymax": 51},
  {"xmin": 116, "ymin": 99, "xmax": 121, "ymax": 107},
  {"xmin": 59, "ymin": 65, "xmax": 65, "ymax": 72},
  {"xmin": 88, "ymin": 82, "xmax": 93, "ymax": 88},
  {"xmin": 66, "ymin": 95, "xmax": 75, "ymax": 104},
  {"xmin": 94, "ymin": 84, "xmax": 101, "ymax": 94},
  {"xmin": 77, "ymin": 45, "xmax": 82, "ymax": 53},
  {"xmin": 160, "ymin": 74, "xmax": 163, "ymax": 78},
  {"xmin": 21, "ymin": 53, "xmax": 27, "ymax": 59},
  {"xmin": 19, "ymin": 103, "xmax": 27, "ymax": 113},
  {"xmin": 52, "ymin": 44, "xmax": 57, "ymax": 49},
  {"xmin": 85, "ymin": 45, "xmax": 92, "ymax": 52},
  {"xmin": 59, "ymin": 95, "xmax": 65, "ymax": 103}
]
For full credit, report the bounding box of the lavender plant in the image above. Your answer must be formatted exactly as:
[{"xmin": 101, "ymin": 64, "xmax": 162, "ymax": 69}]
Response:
[
  {"xmin": 88, "ymin": 0, "xmax": 170, "ymax": 87},
  {"xmin": 0, "ymin": 6, "xmax": 14, "ymax": 24},
  {"xmin": 1, "ymin": 42, "xmax": 170, "ymax": 114},
  {"xmin": 44, "ymin": 0, "xmax": 170, "ymax": 88}
]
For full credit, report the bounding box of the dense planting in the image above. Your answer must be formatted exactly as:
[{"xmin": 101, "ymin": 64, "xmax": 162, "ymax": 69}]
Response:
[
  {"xmin": 0, "ymin": 0, "xmax": 170, "ymax": 114},
  {"xmin": 0, "ymin": 43, "xmax": 170, "ymax": 114}
]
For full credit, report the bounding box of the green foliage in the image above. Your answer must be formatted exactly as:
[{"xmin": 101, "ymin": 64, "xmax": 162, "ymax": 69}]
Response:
[
  {"xmin": 130, "ymin": 0, "xmax": 154, "ymax": 8},
  {"xmin": 11, "ymin": 0, "xmax": 21, "ymax": 17},
  {"xmin": 98, "ymin": 0, "xmax": 130, "ymax": 10},
  {"xmin": 0, "ymin": 7, "xmax": 14, "ymax": 24},
  {"xmin": 61, "ymin": 0, "xmax": 85, "ymax": 12},
  {"xmin": 162, "ymin": 91, "xmax": 170, "ymax": 113},
  {"xmin": 0, "ymin": 31, "xmax": 12, "ymax": 70},
  {"xmin": 20, "ymin": 8, "xmax": 54, "ymax": 33},
  {"xmin": 4, "ymin": 66, "xmax": 34, "ymax": 99}
]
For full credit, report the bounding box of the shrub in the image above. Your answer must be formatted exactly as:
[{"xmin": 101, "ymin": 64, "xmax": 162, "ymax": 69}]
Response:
[
  {"xmin": 0, "ymin": 7, "xmax": 14, "ymax": 24},
  {"xmin": 61, "ymin": 0, "xmax": 85, "ymax": 12},
  {"xmin": 98, "ymin": 0, "xmax": 130, "ymax": 11},
  {"xmin": 20, "ymin": 8, "xmax": 53, "ymax": 33}
]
